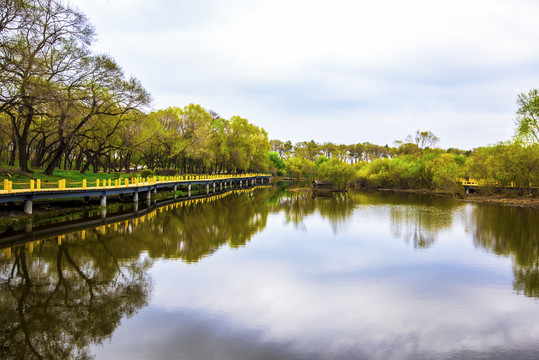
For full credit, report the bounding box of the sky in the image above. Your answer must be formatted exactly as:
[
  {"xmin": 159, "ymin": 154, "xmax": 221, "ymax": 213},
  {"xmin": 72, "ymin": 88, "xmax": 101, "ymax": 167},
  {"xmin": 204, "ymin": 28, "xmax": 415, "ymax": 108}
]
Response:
[{"xmin": 70, "ymin": 0, "xmax": 539, "ymax": 150}]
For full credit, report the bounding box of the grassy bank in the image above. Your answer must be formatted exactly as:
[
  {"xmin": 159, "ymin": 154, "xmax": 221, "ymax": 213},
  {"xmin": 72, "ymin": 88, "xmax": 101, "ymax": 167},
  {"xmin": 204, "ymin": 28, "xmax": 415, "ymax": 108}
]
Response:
[{"xmin": 0, "ymin": 166, "xmax": 134, "ymax": 190}]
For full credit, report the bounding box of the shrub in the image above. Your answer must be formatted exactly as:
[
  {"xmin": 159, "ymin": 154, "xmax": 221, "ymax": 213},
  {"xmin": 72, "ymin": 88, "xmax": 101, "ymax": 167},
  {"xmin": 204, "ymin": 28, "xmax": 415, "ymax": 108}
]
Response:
[
  {"xmin": 140, "ymin": 169, "xmax": 154, "ymax": 178},
  {"xmin": 155, "ymin": 169, "xmax": 177, "ymax": 176}
]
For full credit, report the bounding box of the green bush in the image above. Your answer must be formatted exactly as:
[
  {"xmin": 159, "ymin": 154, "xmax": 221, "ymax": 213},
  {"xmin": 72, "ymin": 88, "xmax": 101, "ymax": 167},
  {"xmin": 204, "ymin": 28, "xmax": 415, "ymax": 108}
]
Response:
[{"xmin": 140, "ymin": 169, "xmax": 154, "ymax": 178}]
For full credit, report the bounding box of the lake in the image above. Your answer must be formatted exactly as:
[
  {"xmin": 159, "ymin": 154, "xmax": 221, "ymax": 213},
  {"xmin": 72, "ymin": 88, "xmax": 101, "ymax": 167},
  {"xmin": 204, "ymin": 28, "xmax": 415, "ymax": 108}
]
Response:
[{"xmin": 1, "ymin": 186, "xmax": 539, "ymax": 360}]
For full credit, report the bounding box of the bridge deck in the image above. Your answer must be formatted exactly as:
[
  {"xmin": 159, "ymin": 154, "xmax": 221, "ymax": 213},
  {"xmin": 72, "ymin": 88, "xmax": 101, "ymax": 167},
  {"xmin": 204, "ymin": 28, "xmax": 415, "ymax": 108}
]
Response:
[{"xmin": 0, "ymin": 174, "xmax": 271, "ymax": 212}]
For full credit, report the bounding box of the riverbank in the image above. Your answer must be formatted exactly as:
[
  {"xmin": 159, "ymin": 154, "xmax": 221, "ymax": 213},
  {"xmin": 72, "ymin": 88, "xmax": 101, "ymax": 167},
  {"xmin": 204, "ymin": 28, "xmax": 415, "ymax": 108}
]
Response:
[{"xmin": 378, "ymin": 188, "xmax": 539, "ymax": 208}]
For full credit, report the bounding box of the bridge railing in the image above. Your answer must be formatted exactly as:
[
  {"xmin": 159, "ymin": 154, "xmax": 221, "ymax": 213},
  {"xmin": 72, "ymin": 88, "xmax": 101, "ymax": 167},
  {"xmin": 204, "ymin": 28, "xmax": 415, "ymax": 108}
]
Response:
[
  {"xmin": 459, "ymin": 178, "xmax": 538, "ymax": 189},
  {"xmin": 1, "ymin": 173, "xmax": 269, "ymax": 194}
]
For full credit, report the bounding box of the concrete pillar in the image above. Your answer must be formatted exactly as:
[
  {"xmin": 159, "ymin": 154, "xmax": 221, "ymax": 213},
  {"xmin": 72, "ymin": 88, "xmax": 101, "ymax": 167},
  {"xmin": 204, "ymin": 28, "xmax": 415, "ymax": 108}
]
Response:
[
  {"xmin": 24, "ymin": 200, "xmax": 32, "ymax": 215},
  {"xmin": 206, "ymin": 183, "xmax": 209, "ymax": 194},
  {"xmin": 174, "ymin": 185, "xmax": 178, "ymax": 199},
  {"xmin": 100, "ymin": 208, "xmax": 107, "ymax": 219},
  {"xmin": 146, "ymin": 199, "xmax": 151, "ymax": 208},
  {"xmin": 133, "ymin": 202, "xmax": 139, "ymax": 212},
  {"xmin": 220, "ymin": 182, "xmax": 223, "ymax": 191},
  {"xmin": 146, "ymin": 191, "xmax": 151, "ymax": 201},
  {"xmin": 213, "ymin": 182, "xmax": 216, "ymax": 193},
  {"xmin": 188, "ymin": 184, "xmax": 192, "ymax": 197},
  {"xmin": 133, "ymin": 192, "xmax": 139, "ymax": 203},
  {"xmin": 100, "ymin": 195, "xmax": 107, "ymax": 207},
  {"xmin": 240, "ymin": 180, "xmax": 243, "ymax": 187}
]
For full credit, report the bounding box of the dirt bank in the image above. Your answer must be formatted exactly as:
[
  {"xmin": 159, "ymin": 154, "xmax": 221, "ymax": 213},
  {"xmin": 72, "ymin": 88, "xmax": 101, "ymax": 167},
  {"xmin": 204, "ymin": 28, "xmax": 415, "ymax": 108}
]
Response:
[{"xmin": 379, "ymin": 188, "xmax": 539, "ymax": 209}]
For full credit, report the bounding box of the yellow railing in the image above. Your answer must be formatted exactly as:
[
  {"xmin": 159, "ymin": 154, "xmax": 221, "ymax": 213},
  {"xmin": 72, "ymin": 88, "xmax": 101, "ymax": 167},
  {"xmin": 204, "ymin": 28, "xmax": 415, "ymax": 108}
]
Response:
[
  {"xmin": 0, "ymin": 173, "xmax": 268, "ymax": 193},
  {"xmin": 459, "ymin": 178, "xmax": 537, "ymax": 188}
]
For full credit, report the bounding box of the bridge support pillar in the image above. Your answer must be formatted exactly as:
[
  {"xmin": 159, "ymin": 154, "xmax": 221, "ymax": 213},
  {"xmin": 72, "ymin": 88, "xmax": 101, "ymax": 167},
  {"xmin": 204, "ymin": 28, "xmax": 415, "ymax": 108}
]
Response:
[
  {"xmin": 220, "ymin": 182, "xmax": 223, "ymax": 191},
  {"xmin": 24, "ymin": 200, "xmax": 32, "ymax": 215},
  {"xmin": 213, "ymin": 182, "xmax": 216, "ymax": 193},
  {"xmin": 100, "ymin": 209, "xmax": 107, "ymax": 219},
  {"xmin": 133, "ymin": 202, "xmax": 139, "ymax": 212},
  {"xmin": 240, "ymin": 180, "xmax": 243, "ymax": 188},
  {"xmin": 206, "ymin": 184, "xmax": 209, "ymax": 194},
  {"xmin": 146, "ymin": 191, "xmax": 151, "ymax": 201},
  {"xmin": 100, "ymin": 195, "xmax": 107, "ymax": 207},
  {"xmin": 188, "ymin": 184, "xmax": 192, "ymax": 197},
  {"xmin": 133, "ymin": 192, "xmax": 139, "ymax": 203}
]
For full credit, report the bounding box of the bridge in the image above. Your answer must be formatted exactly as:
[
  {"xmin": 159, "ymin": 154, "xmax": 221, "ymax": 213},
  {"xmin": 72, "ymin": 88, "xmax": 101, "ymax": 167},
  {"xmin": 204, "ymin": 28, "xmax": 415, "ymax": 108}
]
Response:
[{"xmin": 0, "ymin": 174, "xmax": 271, "ymax": 214}]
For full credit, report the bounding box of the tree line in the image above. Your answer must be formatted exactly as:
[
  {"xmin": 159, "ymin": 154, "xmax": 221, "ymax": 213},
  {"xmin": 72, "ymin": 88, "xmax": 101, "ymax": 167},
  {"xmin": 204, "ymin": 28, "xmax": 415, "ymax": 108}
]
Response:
[
  {"xmin": 268, "ymin": 127, "xmax": 539, "ymax": 195},
  {"xmin": 0, "ymin": 0, "xmax": 269, "ymax": 175},
  {"xmin": 1, "ymin": 1, "xmax": 538, "ymax": 193}
]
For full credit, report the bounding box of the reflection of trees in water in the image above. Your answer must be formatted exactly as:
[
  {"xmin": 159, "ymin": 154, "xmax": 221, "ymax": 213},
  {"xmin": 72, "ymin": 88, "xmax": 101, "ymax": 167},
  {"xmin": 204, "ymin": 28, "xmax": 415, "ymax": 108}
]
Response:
[
  {"xmin": 271, "ymin": 192, "xmax": 356, "ymax": 233},
  {"xmin": 270, "ymin": 190, "xmax": 461, "ymax": 241},
  {"xmin": 115, "ymin": 189, "xmax": 271, "ymax": 263},
  {"xmin": 0, "ymin": 188, "xmax": 272, "ymax": 358},
  {"xmin": 0, "ymin": 233, "xmax": 151, "ymax": 359},
  {"xmin": 467, "ymin": 205, "xmax": 539, "ymax": 298},
  {"xmin": 387, "ymin": 194, "xmax": 459, "ymax": 249}
]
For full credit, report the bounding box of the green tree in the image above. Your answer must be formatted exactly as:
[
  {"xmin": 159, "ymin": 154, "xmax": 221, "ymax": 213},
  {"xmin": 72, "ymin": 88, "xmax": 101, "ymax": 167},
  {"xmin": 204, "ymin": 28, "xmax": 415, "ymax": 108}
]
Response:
[
  {"xmin": 0, "ymin": 0, "xmax": 95, "ymax": 173},
  {"xmin": 515, "ymin": 89, "xmax": 539, "ymax": 143}
]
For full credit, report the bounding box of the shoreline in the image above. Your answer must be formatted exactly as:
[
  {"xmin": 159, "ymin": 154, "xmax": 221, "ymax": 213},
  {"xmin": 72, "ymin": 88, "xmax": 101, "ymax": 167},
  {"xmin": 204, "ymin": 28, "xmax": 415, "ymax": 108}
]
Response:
[{"xmin": 378, "ymin": 188, "xmax": 539, "ymax": 209}]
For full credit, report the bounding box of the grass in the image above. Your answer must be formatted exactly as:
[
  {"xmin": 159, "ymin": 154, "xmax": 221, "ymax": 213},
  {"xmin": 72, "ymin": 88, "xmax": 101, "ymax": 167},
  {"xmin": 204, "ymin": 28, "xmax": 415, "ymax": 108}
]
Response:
[{"xmin": 0, "ymin": 166, "xmax": 144, "ymax": 190}]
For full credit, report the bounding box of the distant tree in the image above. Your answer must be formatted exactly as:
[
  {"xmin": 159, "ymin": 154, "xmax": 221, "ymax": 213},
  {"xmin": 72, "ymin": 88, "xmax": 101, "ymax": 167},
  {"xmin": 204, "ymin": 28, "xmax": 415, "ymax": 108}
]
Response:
[
  {"xmin": 283, "ymin": 140, "xmax": 293, "ymax": 159},
  {"xmin": 320, "ymin": 142, "xmax": 337, "ymax": 158},
  {"xmin": 515, "ymin": 89, "xmax": 539, "ymax": 144},
  {"xmin": 270, "ymin": 139, "xmax": 284, "ymax": 155},
  {"xmin": 414, "ymin": 130, "xmax": 439, "ymax": 149}
]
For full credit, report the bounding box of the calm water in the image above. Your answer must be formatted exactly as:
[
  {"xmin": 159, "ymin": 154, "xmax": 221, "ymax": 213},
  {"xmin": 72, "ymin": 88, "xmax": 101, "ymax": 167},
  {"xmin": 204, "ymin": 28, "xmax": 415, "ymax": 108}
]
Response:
[{"xmin": 1, "ymin": 186, "xmax": 539, "ymax": 360}]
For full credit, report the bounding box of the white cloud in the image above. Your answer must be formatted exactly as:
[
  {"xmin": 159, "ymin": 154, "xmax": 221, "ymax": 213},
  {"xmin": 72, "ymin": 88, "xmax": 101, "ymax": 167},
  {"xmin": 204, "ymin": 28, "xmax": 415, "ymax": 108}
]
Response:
[{"xmin": 70, "ymin": 0, "xmax": 539, "ymax": 149}]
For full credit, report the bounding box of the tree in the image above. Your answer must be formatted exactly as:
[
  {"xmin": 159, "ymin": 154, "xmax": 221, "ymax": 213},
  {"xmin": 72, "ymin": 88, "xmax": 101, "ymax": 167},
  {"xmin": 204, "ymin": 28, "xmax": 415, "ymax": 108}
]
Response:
[
  {"xmin": 515, "ymin": 89, "xmax": 539, "ymax": 144},
  {"xmin": 413, "ymin": 130, "xmax": 439, "ymax": 149},
  {"xmin": 0, "ymin": 0, "xmax": 95, "ymax": 172},
  {"xmin": 45, "ymin": 55, "xmax": 150, "ymax": 174}
]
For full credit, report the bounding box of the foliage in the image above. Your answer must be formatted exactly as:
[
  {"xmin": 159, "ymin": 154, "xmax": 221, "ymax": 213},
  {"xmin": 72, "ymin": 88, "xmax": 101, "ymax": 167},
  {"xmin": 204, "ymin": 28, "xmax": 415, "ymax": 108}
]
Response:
[
  {"xmin": 140, "ymin": 169, "xmax": 154, "ymax": 178},
  {"xmin": 515, "ymin": 89, "xmax": 539, "ymax": 144},
  {"xmin": 317, "ymin": 157, "xmax": 355, "ymax": 189}
]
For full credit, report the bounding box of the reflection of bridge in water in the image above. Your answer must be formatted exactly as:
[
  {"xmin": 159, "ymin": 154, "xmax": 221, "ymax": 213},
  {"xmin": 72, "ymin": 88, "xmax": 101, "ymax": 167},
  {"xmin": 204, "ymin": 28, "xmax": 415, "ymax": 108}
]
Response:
[
  {"xmin": 0, "ymin": 174, "xmax": 271, "ymax": 214},
  {"xmin": 0, "ymin": 184, "xmax": 270, "ymax": 252}
]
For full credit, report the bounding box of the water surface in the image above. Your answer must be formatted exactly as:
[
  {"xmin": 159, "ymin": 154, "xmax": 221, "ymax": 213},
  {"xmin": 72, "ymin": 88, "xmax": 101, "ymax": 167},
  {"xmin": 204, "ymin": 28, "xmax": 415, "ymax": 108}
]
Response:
[{"xmin": 1, "ymin": 187, "xmax": 538, "ymax": 359}]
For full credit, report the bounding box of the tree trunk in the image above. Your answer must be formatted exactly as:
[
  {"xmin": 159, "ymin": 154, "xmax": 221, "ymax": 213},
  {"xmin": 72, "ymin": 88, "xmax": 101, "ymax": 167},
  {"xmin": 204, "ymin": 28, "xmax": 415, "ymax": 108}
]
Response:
[
  {"xmin": 8, "ymin": 139, "xmax": 16, "ymax": 166},
  {"xmin": 44, "ymin": 141, "xmax": 67, "ymax": 175},
  {"xmin": 17, "ymin": 136, "xmax": 29, "ymax": 172}
]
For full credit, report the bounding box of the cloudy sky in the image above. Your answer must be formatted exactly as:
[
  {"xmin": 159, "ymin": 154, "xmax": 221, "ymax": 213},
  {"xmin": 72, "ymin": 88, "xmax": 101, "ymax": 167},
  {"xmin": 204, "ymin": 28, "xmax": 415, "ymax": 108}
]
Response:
[{"xmin": 71, "ymin": 0, "xmax": 539, "ymax": 149}]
